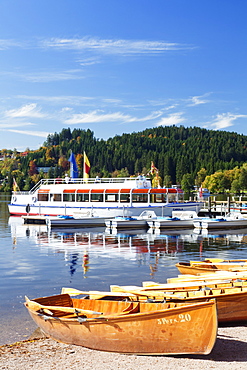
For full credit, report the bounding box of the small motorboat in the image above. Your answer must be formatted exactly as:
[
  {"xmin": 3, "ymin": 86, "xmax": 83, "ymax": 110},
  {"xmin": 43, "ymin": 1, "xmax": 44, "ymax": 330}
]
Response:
[
  {"xmin": 147, "ymin": 211, "xmax": 199, "ymax": 229},
  {"xmin": 47, "ymin": 215, "xmax": 113, "ymax": 228},
  {"xmin": 105, "ymin": 210, "xmax": 157, "ymax": 229},
  {"xmin": 193, "ymin": 213, "xmax": 247, "ymax": 229}
]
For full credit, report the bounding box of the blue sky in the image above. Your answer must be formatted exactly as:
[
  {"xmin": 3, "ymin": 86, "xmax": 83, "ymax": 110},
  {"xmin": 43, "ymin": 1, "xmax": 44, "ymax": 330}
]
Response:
[{"xmin": 0, "ymin": 0, "xmax": 247, "ymax": 151}]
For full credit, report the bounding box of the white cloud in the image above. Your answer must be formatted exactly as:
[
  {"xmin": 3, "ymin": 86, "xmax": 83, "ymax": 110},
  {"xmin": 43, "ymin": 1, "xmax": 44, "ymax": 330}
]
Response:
[
  {"xmin": 0, "ymin": 121, "xmax": 35, "ymax": 128},
  {"xmin": 211, "ymin": 113, "xmax": 247, "ymax": 130},
  {"xmin": 65, "ymin": 110, "xmax": 132, "ymax": 124},
  {"xmin": 5, "ymin": 103, "xmax": 45, "ymax": 118},
  {"xmin": 187, "ymin": 93, "xmax": 210, "ymax": 106},
  {"xmin": 20, "ymin": 70, "xmax": 83, "ymax": 83},
  {"xmin": 6, "ymin": 129, "xmax": 50, "ymax": 138},
  {"xmin": 0, "ymin": 39, "xmax": 27, "ymax": 50},
  {"xmin": 16, "ymin": 95, "xmax": 94, "ymax": 105},
  {"xmin": 42, "ymin": 37, "xmax": 195, "ymax": 55},
  {"xmin": 64, "ymin": 110, "xmax": 162, "ymax": 125},
  {"xmin": 156, "ymin": 112, "xmax": 186, "ymax": 126},
  {"xmin": 77, "ymin": 57, "xmax": 101, "ymax": 66}
]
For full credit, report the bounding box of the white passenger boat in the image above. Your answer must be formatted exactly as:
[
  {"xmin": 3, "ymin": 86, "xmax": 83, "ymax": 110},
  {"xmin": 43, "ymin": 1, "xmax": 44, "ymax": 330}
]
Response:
[{"xmin": 8, "ymin": 177, "xmax": 202, "ymax": 218}]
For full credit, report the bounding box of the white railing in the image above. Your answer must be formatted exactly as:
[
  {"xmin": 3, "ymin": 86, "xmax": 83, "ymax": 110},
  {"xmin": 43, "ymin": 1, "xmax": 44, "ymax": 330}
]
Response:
[{"xmin": 13, "ymin": 177, "xmax": 144, "ymax": 195}]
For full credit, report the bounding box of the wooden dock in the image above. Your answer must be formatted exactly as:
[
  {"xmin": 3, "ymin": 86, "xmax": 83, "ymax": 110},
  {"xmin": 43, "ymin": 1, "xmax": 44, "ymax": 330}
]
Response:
[{"xmin": 198, "ymin": 198, "xmax": 247, "ymax": 217}]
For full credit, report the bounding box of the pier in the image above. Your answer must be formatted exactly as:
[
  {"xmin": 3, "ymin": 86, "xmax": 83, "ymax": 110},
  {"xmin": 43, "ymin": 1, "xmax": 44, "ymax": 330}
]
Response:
[{"xmin": 198, "ymin": 198, "xmax": 247, "ymax": 217}]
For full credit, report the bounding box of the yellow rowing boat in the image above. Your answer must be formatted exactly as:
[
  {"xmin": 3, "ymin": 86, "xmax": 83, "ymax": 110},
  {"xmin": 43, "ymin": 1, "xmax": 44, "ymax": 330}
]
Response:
[{"xmin": 25, "ymin": 293, "xmax": 217, "ymax": 355}]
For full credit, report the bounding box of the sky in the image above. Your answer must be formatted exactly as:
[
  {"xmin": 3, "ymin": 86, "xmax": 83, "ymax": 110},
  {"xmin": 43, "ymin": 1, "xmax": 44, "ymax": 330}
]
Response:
[{"xmin": 0, "ymin": 0, "xmax": 247, "ymax": 151}]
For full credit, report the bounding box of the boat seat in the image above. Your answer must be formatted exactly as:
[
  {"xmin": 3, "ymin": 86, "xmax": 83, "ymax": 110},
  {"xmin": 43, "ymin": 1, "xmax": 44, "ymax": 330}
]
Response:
[{"xmin": 34, "ymin": 294, "xmax": 74, "ymax": 317}]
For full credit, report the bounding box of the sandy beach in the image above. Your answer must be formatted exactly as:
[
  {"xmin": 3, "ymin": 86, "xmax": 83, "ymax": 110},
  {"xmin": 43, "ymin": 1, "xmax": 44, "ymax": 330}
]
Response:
[{"xmin": 0, "ymin": 325, "xmax": 247, "ymax": 370}]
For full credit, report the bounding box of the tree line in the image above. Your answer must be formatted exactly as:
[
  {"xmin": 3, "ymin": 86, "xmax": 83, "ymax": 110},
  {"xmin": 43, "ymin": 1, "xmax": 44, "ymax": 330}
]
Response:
[{"xmin": 1, "ymin": 125, "xmax": 247, "ymax": 193}]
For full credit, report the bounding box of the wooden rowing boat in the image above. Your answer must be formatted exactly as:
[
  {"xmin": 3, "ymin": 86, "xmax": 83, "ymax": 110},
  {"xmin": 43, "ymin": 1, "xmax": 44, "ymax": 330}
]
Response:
[
  {"xmin": 176, "ymin": 258, "xmax": 247, "ymax": 275},
  {"xmin": 110, "ymin": 281, "xmax": 247, "ymax": 323},
  {"xmin": 166, "ymin": 270, "xmax": 247, "ymax": 284},
  {"xmin": 25, "ymin": 293, "xmax": 217, "ymax": 355}
]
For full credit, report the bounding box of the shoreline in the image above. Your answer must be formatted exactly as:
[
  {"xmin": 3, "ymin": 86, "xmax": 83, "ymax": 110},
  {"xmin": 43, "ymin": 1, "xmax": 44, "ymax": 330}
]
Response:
[{"xmin": 1, "ymin": 325, "xmax": 247, "ymax": 369}]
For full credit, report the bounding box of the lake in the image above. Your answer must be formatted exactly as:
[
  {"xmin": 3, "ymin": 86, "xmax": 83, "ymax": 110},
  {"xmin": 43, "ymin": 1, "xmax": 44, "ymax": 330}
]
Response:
[{"xmin": 1, "ymin": 194, "xmax": 247, "ymax": 345}]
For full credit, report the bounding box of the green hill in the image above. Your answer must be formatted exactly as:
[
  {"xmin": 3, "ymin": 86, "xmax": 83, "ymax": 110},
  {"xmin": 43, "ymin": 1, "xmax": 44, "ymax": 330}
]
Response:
[{"xmin": 1, "ymin": 125, "xmax": 247, "ymax": 192}]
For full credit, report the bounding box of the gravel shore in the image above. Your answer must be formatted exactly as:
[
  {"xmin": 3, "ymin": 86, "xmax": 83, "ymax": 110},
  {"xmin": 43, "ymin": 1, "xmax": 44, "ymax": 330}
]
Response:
[{"xmin": 0, "ymin": 325, "xmax": 247, "ymax": 369}]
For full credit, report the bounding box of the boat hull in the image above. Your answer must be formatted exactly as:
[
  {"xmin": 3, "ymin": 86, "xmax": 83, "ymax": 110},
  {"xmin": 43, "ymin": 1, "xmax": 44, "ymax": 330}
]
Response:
[
  {"xmin": 201, "ymin": 219, "xmax": 247, "ymax": 229},
  {"xmin": 148, "ymin": 219, "xmax": 195, "ymax": 229},
  {"xmin": 8, "ymin": 202, "xmax": 201, "ymax": 218},
  {"xmin": 166, "ymin": 289, "xmax": 247, "ymax": 323},
  {"xmin": 105, "ymin": 218, "xmax": 148, "ymax": 229},
  {"xmin": 47, "ymin": 216, "xmax": 113, "ymax": 228},
  {"xmin": 25, "ymin": 295, "xmax": 217, "ymax": 355},
  {"xmin": 176, "ymin": 261, "xmax": 247, "ymax": 275}
]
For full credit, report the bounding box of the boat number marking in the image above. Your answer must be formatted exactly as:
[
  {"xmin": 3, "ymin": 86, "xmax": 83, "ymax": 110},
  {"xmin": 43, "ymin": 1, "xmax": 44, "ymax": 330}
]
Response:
[{"xmin": 157, "ymin": 313, "xmax": 191, "ymax": 325}]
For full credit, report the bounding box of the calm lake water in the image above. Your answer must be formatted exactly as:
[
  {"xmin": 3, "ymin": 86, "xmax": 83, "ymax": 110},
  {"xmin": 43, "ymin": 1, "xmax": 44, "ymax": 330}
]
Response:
[{"xmin": 1, "ymin": 194, "xmax": 247, "ymax": 345}]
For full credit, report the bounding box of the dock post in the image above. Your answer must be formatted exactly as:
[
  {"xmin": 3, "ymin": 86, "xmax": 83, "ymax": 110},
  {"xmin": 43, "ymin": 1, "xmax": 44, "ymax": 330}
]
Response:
[
  {"xmin": 227, "ymin": 197, "xmax": 231, "ymax": 213},
  {"xmin": 208, "ymin": 197, "xmax": 211, "ymax": 217}
]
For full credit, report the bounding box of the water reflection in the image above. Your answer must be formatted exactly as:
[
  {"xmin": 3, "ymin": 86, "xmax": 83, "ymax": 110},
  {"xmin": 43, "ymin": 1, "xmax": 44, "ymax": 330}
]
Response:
[
  {"xmin": 7, "ymin": 216, "xmax": 247, "ymax": 280},
  {"xmin": 9, "ymin": 217, "xmax": 194, "ymax": 279}
]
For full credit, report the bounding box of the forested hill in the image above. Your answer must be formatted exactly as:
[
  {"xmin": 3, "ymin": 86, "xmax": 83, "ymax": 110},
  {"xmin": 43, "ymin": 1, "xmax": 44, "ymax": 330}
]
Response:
[
  {"xmin": 44, "ymin": 125, "xmax": 247, "ymax": 183},
  {"xmin": 1, "ymin": 125, "xmax": 247, "ymax": 191}
]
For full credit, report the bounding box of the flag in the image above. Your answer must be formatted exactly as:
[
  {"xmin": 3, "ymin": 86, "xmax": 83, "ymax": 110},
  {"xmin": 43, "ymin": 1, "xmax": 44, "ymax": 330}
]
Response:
[
  {"xmin": 150, "ymin": 161, "xmax": 158, "ymax": 174},
  {"xmin": 13, "ymin": 178, "xmax": 19, "ymax": 192},
  {"xmin": 84, "ymin": 151, "xmax": 90, "ymax": 180},
  {"xmin": 68, "ymin": 152, "xmax": 78, "ymax": 178}
]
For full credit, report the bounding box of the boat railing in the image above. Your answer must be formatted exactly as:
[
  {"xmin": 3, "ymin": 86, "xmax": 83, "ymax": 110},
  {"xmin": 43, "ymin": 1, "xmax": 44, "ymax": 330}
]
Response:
[{"xmin": 22, "ymin": 177, "xmax": 143, "ymax": 194}]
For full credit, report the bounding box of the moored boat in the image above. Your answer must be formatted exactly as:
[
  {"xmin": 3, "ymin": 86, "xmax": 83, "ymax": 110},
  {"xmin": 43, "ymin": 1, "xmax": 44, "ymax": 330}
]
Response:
[
  {"xmin": 47, "ymin": 215, "xmax": 114, "ymax": 228},
  {"xmin": 8, "ymin": 176, "xmax": 202, "ymax": 218},
  {"xmin": 176, "ymin": 259, "xmax": 247, "ymax": 275},
  {"xmin": 193, "ymin": 213, "xmax": 247, "ymax": 229},
  {"xmin": 105, "ymin": 210, "xmax": 157, "ymax": 229},
  {"xmin": 110, "ymin": 280, "xmax": 247, "ymax": 323},
  {"xmin": 147, "ymin": 211, "xmax": 199, "ymax": 229},
  {"xmin": 25, "ymin": 293, "xmax": 217, "ymax": 355}
]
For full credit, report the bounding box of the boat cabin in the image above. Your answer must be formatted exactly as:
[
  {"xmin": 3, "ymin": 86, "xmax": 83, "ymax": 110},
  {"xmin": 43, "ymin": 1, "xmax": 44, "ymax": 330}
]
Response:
[{"xmin": 35, "ymin": 177, "xmax": 184, "ymax": 205}]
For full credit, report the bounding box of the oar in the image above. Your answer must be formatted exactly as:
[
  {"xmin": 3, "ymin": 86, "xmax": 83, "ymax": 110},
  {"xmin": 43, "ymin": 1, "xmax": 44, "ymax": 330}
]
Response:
[
  {"xmin": 25, "ymin": 296, "xmax": 103, "ymax": 315},
  {"xmin": 204, "ymin": 258, "xmax": 247, "ymax": 263},
  {"xmin": 141, "ymin": 279, "xmax": 234, "ymax": 291},
  {"xmin": 190, "ymin": 259, "xmax": 247, "ymax": 266},
  {"xmin": 61, "ymin": 287, "xmax": 136, "ymax": 298},
  {"xmin": 109, "ymin": 286, "xmax": 185, "ymax": 300}
]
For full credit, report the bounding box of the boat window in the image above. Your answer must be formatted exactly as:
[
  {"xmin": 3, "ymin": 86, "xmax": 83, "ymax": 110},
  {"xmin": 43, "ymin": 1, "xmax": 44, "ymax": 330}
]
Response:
[
  {"xmin": 120, "ymin": 194, "xmax": 130, "ymax": 202},
  {"xmin": 51, "ymin": 194, "xmax": 62, "ymax": 202},
  {"xmin": 63, "ymin": 193, "xmax": 75, "ymax": 202},
  {"xmin": 91, "ymin": 193, "xmax": 104, "ymax": 202},
  {"xmin": 178, "ymin": 193, "xmax": 184, "ymax": 201},
  {"xmin": 37, "ymin": 194, "xmax": 49, "ymax": 202},
  {"xmin": 167, "ymin": 193, "xmax": 177, "ymax": 202},
  {"xmin": 132, "ymin": 193, "xmax": 148, "ymax": 203},
  {"xmin": 105, "ymin": 194, "xmax": 119, "ymax": 202},
  {"xmin": 76, "ymin": 193, "xmax": 89, "ymax": 202},
  {"xmin": 151, "ymin": 194, "xmax": 166, "ymax": 203}
]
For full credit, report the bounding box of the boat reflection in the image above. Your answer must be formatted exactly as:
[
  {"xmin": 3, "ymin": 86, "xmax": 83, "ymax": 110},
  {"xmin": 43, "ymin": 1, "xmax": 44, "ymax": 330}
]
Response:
[
  {"xmin": 8, "ymin": 216, "xmax": 247, "ymax": 279},
  {"xmin": 8, "ymin": 217, "xmax": 194, "ymax": 278},
  {"xmin": 193, "ymin": 226, "xmax": 247, "ymax": 243}
]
